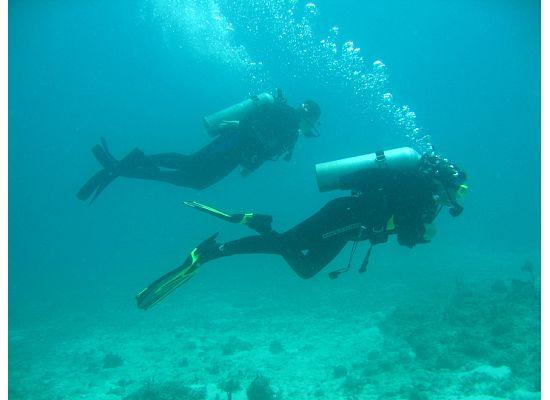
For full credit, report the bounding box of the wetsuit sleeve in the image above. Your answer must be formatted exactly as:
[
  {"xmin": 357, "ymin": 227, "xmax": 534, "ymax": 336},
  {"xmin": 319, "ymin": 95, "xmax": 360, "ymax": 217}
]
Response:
[
  {"xmin": 391, "ymin": 175, "xmax": 439, "ymax": 248},
  {"xmin": 395, "ymin": 200, "xmax": 438, "ymax": 247}
]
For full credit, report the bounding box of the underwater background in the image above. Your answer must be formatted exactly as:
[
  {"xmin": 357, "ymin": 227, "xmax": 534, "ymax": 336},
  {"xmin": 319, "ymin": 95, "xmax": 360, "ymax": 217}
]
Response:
[{"xmin": 9, "ymin": 0, "xmax": 540, "ymax": 399}]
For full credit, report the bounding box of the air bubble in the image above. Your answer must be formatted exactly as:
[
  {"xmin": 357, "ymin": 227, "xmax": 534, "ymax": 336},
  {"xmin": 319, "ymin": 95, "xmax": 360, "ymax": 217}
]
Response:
[
  {"xmin": 151, "ymin": 0, "xmax": 432, "ymax": 153},
  {"xmin": 305, "ymin": 2, "xmax": 317, "ymax": 14},
  {"xmin": 373, "ymin": 60, "xmax": 385, "ymax": 69},
  {"xmin": 343, "ymin": 41, "xmax": 354, "ymax": 52}
]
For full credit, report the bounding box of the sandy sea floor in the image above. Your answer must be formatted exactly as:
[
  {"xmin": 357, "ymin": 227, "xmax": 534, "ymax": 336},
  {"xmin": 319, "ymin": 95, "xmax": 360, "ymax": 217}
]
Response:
[{"xmin": 9, "ymin": 252, "xmax": 541, "ymax": 400}]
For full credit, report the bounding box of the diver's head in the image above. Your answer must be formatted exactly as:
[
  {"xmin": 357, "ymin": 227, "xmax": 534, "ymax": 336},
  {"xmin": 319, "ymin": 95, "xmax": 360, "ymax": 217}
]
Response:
[
  {"xmin": 298, "ymin": 100, "xmax": 321, "ymax": 138},
  {"xmin": 420, "ymin": 153, "xmax": 468, "ymax": 217}
]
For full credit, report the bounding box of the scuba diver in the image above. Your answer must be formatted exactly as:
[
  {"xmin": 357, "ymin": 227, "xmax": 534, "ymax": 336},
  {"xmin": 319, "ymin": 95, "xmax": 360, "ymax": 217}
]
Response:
[
  {"xmin": 136, "ymin": 147, "xmax": 468, "ymax": 310},
  {"xmin": 76, "ymin": 90, "xmax": 321, "ymax": 203}
]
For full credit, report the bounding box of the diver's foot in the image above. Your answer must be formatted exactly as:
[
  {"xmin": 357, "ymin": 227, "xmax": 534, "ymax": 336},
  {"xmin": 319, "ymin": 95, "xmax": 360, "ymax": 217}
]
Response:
[
  {"xmin": 92, "ymin": 137, "xmax": 148, "ymax": 174},
  {"xmin": 195, "ymin": 232, "xmax": 222, "ymax": 263},
  {"xmin": 117, "ymin": 148, "xmax": 149, "ymax": 176},
  {"xmin": 244, "ymin": 214, "xmax": 273, "ymax": 235}
]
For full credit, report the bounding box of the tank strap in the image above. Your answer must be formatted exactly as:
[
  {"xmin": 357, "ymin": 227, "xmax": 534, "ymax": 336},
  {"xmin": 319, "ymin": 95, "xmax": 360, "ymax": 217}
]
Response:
[{"xmin": 375, "ymin": 150, "xmax": 388, "ymax": 168}]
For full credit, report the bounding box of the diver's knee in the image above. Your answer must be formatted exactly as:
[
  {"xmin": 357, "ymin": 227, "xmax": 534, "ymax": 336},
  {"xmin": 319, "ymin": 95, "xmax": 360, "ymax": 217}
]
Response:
[
  {"xmin": 294, "ymin": 268, "xmax": 317, "ymax": 280},
  {"xmin": 172, "ymin": 174, "xmax": 210, "ymax": 190}
]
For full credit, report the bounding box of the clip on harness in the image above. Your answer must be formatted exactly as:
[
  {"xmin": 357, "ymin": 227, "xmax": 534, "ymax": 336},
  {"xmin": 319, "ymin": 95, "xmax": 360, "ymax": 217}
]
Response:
[{"xmin": 328, "ymin": 228, "xmax": 375, "ymax": 280}]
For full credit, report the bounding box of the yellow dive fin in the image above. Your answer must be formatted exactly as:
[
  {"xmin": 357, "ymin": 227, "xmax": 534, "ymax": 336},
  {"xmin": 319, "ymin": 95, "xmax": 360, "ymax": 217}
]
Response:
[
  {"xmin": 136, "ymin": 233, "xmax": 218, "ymax": 310},
  {"xmin": 184, "ymin": 201, "xmax": 273, "ymax": 235}
]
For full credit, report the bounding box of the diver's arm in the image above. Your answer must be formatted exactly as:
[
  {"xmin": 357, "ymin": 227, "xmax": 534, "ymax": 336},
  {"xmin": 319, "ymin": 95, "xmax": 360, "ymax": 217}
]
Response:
[{"xmin": 395, "ymin": 200, "xmax": 439, "ymax": 247}]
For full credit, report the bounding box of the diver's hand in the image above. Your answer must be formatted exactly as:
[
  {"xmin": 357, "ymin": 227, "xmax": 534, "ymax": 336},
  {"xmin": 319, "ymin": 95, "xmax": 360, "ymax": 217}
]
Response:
[{"xmin": 219, "ymin": 120, "xmax": 240, "ymax": 129}]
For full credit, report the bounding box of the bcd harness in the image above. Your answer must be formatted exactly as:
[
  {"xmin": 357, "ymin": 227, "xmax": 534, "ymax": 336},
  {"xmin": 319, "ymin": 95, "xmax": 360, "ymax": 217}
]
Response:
[{"xmin": 327, "ymin": 214, "xmax": 396, "ymax": 280}]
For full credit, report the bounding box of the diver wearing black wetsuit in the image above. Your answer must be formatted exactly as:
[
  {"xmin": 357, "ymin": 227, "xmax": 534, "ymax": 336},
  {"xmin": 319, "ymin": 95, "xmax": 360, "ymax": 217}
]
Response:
[
  {"xmin": 135, "ymin": 155, "xmax": 467, "ymax": 310},
  {"xmin": 76, "ymin": 94, "xmax": 321, "ymax": 203},
  {"xmin": 214, "ymin": 169, "xmax": 441, "ymax": 278}
]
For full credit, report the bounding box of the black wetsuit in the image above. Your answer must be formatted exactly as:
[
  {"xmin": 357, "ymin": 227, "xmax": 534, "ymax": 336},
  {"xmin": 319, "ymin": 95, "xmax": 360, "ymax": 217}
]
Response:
[
  {"xmin": 124, "ymin": 101, "xmax": 301, "ymax": 189},
  {"xmin": 216, "ymin": 171, "xmax": 439, "ymax": 278}
]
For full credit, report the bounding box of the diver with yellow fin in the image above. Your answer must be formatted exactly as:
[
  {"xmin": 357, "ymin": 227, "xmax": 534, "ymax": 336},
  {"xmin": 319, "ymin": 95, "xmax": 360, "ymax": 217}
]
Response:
[
  {"xmin": 77, "ymin": 89, "xmax": 321, "ymax": 203},
  {"xmin": 136, "ymin": 148, "xmax": 468, "ymax": 310}
]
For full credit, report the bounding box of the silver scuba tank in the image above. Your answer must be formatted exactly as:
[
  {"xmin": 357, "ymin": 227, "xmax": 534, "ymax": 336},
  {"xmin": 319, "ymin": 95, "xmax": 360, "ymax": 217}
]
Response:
[
  {"xmin": 203, "ymin": 92, "xmax": 275, "ymax": 136},
  {"xmin": 315, "ymin": 147, "xmax": 421, "ymax": 192}
]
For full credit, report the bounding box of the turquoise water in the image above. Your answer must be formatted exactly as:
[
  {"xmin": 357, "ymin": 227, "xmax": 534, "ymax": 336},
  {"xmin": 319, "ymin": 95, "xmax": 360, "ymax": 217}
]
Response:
[{"xmin": 9, "ymin": 1, "xmax": 540, "ymax": 399}]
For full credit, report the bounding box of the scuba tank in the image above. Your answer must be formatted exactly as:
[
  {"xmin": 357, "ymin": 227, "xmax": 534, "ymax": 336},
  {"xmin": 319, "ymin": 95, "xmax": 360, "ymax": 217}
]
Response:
[
  {"xmin": 315, "ymin": 147, "xmax": 421, "ymax": 192},
  {"xmin": 203, "ymin": 92, "xmax": 275, "ymax": 136}
]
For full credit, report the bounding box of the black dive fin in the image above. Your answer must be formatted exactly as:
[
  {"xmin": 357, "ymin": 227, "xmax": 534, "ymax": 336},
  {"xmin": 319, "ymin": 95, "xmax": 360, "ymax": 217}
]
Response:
[
  {"xmin": 92, "ymin": 145, "xmax": 117, "ymax": 170},
  {"xmin": 91, "ymin": 137, "xmax": 119, "ymax": 169},
  {"xmin": 76, "ymin": 169, "xmax": 112, "ymax": 202},
  {"xmin": 100, "ymin": 137, "xmax": 117, "ymax": 163},
  {"xmin": 88, "ymin": 170, "xmax": 118, "ymax": 205}
]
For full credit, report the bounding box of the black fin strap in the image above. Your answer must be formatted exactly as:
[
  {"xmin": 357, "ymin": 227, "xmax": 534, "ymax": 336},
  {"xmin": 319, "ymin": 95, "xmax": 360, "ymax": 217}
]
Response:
[{"xmin": 358, "ymin": 243, "xmax": 374, "ymax": 274}]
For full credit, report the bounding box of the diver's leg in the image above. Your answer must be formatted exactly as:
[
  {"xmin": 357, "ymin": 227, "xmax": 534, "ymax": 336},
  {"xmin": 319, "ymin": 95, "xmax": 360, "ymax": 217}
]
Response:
[
  {"xmin": 119, "ymin": 157, "xmax": 239, "ymax": 189},
  {"xmin": 281, "ymin": 239, "xmax": 347, "ymax": 279},
  {"xmin": 218, "ymin": 231, "xmax": 346, "ymax": 279},
  {"xmin": 221, "ymin": 232, "xmax": 286, "ymax": 256},
  {"xmin": 120, "ymin": 134, "xmax": 243, "ymax": 189},
  {"xmin": 216, "ymin": 200, "xmax": 348, "ymax": 257},
  {"xmin": 218, "ymin": 199, "xmax": 354, "ymax": 278},
  {"xmin": 146, "ymin": 153, "xmax": 189, "ymax": 170}
]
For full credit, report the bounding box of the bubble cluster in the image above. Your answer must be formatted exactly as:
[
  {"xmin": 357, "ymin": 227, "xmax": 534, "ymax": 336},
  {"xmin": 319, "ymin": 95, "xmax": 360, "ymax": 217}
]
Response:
[
  {"xmin": 147, "ymin": 0, "xmax": 432, "ymax": 152},
  {"xmin": 146, "ymin": 0, "xmax": 270, "ymax": 91},
  {"xmin": 305, "ymin": 2, "xmax": 317, "ymax": 15}
]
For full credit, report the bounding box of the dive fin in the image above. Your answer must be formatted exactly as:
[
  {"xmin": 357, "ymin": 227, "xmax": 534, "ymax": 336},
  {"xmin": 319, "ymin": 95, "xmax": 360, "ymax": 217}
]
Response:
[
  {"xmin": 76, "ymin": 169, "xmax": 114, "ymax": 202},
  {"xmin": 88, "ymin": 170, "xmax": 118, "ymax": 204},
  {"xmin": 100, "ymin": 137, "xmax": 118, "ymax": 165},
  {"xmin": 136, "ymin": 233, "xmax": 219, "ymax": 310},
  {"xmin": 90, "ymin": 137, "xmax": 119, "ymax": 170},
  {"xmin": 184, "ymin": 201, "xmax": 273, "ymax": 234},
  {"xmin": 183, "ymin": 201, "xmax": 238, "ymax": 222},
  {"xmin": 92, "ymin": 145, "xmax": 117, "ymax": 170},
  {"xmin": 77, "ymin": 169, "xmax": 107, "ymax": 201}
]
